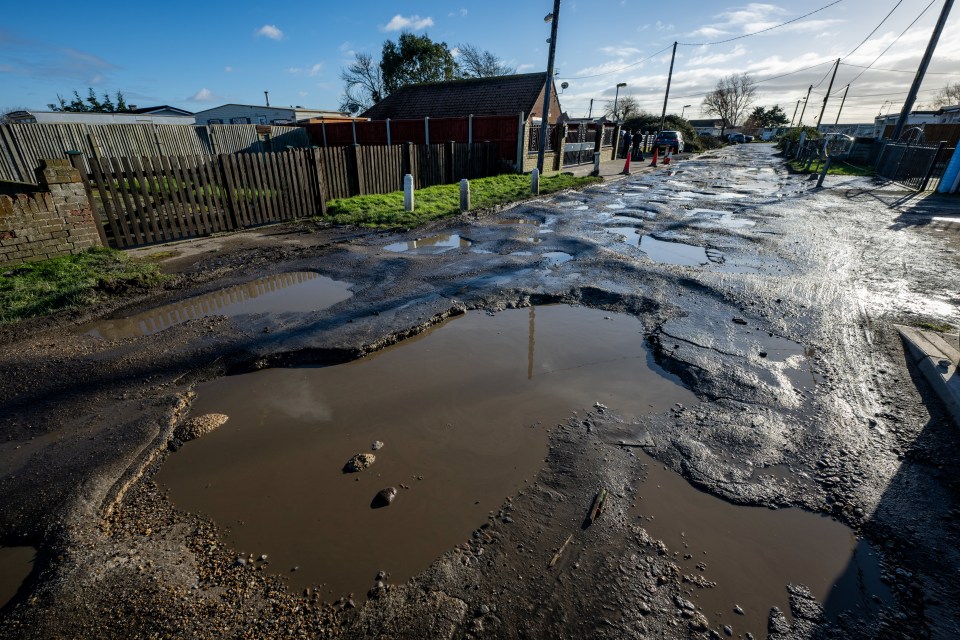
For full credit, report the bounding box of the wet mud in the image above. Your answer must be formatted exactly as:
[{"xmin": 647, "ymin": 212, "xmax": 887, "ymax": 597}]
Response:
[
  {"xmin": 0, "ymin": 547, "xmax": 34, "ymax": 609},
  {"xmin": 156, "ymin": 305, "xmax": 693, "ymax": 598}
]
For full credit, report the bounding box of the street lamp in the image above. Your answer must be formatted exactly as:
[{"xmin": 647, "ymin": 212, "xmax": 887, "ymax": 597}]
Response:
[
  {"xmin": 680, "ymin": 104, "xmax": 692, "ymax": 119},
  {"xmin": 537, "ymin": 0, "xmax": 561, "ymax": 174},
  {"xmin": 613, "ymin": 82, "xmax": 627, "ymax": 121}
]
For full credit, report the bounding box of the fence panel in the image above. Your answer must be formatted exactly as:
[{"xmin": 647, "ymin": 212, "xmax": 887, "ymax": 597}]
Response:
[{"xmin": 874, "ymin": 142, "xmax": 955, "ymax": 191}]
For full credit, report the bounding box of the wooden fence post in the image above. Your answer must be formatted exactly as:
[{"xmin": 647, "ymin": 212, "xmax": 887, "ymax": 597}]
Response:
[
  {"xmin": 516, "ymin": 112, "xmax": 525, "ymax": 173},
  {"xmin": 424, "ymin": 117, "xmax": 430, "ymax": 147},
  {"xmin": 67, "ymin": 151, "xmax": 109, "ymax": 247},
  {"xmin": 218, "ymin": 154, "xmax": 243, "ymax": 229},
  {"xmin": 402, "ymin": 142, "xmax": 413, "ymax": 185},
  {"xmin": 349, "ymin": 144, "xmax": 364, "ymax": 196},
  {"xmin": 386, "ymin": 119, "xmax": 392, "ymax": 147},
  {"xmin": 444, "ymin": 141, "xmax": 454, "ymax": 183}
]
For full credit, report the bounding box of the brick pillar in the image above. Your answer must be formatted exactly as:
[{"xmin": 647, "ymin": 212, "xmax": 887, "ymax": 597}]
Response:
[
  {"xmin": 37, "ymin": 158, "xmax": 103, "ymax": 251},
  {"xmin": 553, "ymin": 125, "xmax": 567, "ymax": 172}
]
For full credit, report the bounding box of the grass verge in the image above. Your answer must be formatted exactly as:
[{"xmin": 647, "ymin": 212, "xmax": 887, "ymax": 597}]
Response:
[
  {"xmin": 915, "ymin": 321, "xmax": 954, "ymax": 333},
  {"xmin": 0, "ymin": 247, "xmax": 164, "ymax": 324},
  {"xmin": 787, "ymin": 159, "xmax": 874, "ymax": 177},
  {"xmin": 325, "ymin": 173, "xmax": 603, "ymax": 227}
]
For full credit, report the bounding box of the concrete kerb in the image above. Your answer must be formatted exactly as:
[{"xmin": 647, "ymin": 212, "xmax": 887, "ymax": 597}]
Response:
[{"xmin": 896, "ymin": 324, "xmax": 960, "ymax": 427}]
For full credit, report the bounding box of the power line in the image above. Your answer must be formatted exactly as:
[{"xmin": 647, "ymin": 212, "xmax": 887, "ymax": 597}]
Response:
[
  {"xmin": 844, "ymin": 0, "xmax": 905, "ymax": 58},
  {"xmin": 558, "ymin": 44, "xmax": 674, "ymax": 80},
  {"xmin": 845, "ymin": 0, "xmax": 937, "ymax": 86},
  {"xmin": 677, "ymin": 0, "xmax": 844, "ymax": 47},
  {"xmin": 839, "ymin": 61, "xmax": 956, "ymax": 75}
]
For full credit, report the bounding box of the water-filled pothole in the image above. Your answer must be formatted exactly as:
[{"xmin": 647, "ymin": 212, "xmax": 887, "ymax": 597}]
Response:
[
  {"xmin": 384, "ymin": 234, "xmax": 471, "ymax": 253},
  {"xmin": 686, "ymin": 208, "xmax": 756, "ymax": 229},
  {"xmin": 640, "ymin": 236, "xmax": 711, "ymax": 266},
  {"xmin": 83, "ymin": 272, "xmax": 354, "ymax": 340},
  {"xmin": 0, "ymin": 546, "xmax": 35, "ymax": 608},
  {"xmin": 631, "ymin": 450, "xmax": 891, "ymax": 637},
  {"xmin": 543, "ymin": 252, "xmax": 573, "ymax": 266},
  {"xmin": 156, "ymin": 306, "xmax": 694, "ymax": 600}
]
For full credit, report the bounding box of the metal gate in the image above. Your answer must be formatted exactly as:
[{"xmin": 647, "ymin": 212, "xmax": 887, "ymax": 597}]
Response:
[
  {"xmin": 563, "ymin": 124, "xmax": 597, "ymax": 167},
  {"xmin": 875, "ymin": 141, "xmax": 954, "ymax": 191}
]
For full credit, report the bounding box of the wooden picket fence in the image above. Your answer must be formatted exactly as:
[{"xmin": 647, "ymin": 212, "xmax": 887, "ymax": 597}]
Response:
[
  {"xmin": 87, "ymin": 149, "xmax": 325, "ymax": 248},
  {"xmin": 83, "ymin": 141, "xmax": 504, "ymax": 248},
  {"xmin": 0, "ymin": 123, "xmax": 311, "ymax": 184}
]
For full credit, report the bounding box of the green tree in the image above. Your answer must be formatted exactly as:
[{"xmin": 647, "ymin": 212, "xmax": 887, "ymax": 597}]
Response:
[
  {"xmin": 745, "ymin": 105, "xmax": 789, "ymax": 130},
  {"xmin": 48, "ymin": 88, "xmax": 128, "ymax": 113},
  {"xmin": 381, "ymin": 33, "xmax": 458, "ymax": 95}
]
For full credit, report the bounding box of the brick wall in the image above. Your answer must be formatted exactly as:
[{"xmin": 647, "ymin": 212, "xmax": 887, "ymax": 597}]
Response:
[{"xmin": 0, "ymin": 159, "xmax": 103, "ymax": 267}]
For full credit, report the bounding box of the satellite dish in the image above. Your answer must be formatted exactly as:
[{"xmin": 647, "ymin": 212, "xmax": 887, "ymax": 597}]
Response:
[{"xmin": 561, "ymin": 82, "xmax": 569, "ymax": 90}]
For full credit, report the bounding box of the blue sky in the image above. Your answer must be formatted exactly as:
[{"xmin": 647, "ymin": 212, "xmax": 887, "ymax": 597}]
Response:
[{"xmin": 2, "ymin": 0, "xmax": 958, "ymax": 123}]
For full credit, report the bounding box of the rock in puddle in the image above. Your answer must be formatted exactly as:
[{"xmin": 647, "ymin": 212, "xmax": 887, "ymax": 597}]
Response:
[
  {"xmin": 343, "ymin": 453, "xmax": 376, "ymax": 473},
  {"xmin": 371, "ymin": 487, "xmax": 397, "ymax": 508},
  {"xmin": 175, "ymin": 413, "xmax": 229, "ymax": 441}
]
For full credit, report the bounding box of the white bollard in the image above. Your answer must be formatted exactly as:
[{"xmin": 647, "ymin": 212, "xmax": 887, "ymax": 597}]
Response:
[
  {"xmin": 404, "ymin": 174, "xmax": 414, "ymax": 212},
  {"xmin": 459, "ymin": 179, "xmax": 470, "ymax": 212},
  {"xmin": 531, "ymin": 168, "xmax": 540, "ymax": 195}
]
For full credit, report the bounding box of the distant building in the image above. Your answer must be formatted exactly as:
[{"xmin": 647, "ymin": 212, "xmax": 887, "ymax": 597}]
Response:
[
  {"xmin": 4, "ymin": 109, "xmax": 195, "ymax": 125},
  {"xmin": 936, "ymin": 105, "xmax": 960, "ymax": 124},
  {"xmin": 128, "ymin": 105, "xmax": 194, "ymax": 117},
  {"xmin": 688, "ymin": 118, "xmax": 729, "ymax": 138},
  {"xmin": 817, "ymin": 123, "xmax": 876, "ymax": 138},
  {"xmin": 193, "ymin": 104, "xmax": 349, "ymax": 126},
  {"xmin": 360, "ymin": 72, "xmax": 562, "ymax": 124},
  {"xmin": 874, "ymin": 110, "xmax": 941, "ymax": 138}
]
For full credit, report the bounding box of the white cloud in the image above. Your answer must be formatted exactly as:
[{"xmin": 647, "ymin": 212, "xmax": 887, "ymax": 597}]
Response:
[
  {"xmin": 687, "ymin": 44, "xmax": 747, "ymax": 66},
  {"xmin": 599, "ymin": 46, "xmax": 643, "ymax": 57},
  {"xmin": 448, "ymin": 8, "xmax": 468, "ymax": 17},
  {"xmin": 298, "ymin": 91, "xmax": 308, "ymax": 97},
  {"xmin": 256, "ymin": 24, "xmax": 284, "ymax": 40},
  {"xmin": 381, "ymin": 14, "xmax": 434, "ymax": 32},
  {"xmin": 224, "ymin": 66, "xmax": 234, "ymax": 73},
  {"xmin": 188, "ymin": 88, "xmax": 216, "ymax": 102},
  {"xmin": 308, "ymin": 63, "xmax": 323, "ymax": 76},
  {"xmin": 286, "ymin": 67, "xmax": 302, "ymax": 74},
  {"xmin": 517, "ymin": 63, "xmax": 536, "ymax": 72}
]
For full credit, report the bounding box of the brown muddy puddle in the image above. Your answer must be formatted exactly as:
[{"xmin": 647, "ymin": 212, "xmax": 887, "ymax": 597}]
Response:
[
  {"xmin": 631, "ymin": 451, "xmax": 891, "ymax": 637},
  {"xmin": 384, "ymin": 233, "xmax": 471, "ymax": 253},
  {"xmin": 156, "ymin": 305, "xmax": 695, "ymax": 600},
  {"xmin": 83, "ymin": 272, "xmax": 353, "ymax": 340},
  {"xmin": 0, "ymin": 546, "xmax": 35, "ymax": 608}
]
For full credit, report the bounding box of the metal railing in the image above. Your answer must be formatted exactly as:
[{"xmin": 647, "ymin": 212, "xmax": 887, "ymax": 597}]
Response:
[{"xmin": 527, "ymin": 125, "xmax": 555, "ymax": 153}]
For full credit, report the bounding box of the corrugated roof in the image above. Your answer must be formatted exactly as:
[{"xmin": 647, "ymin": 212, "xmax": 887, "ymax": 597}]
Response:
[{"xmin": 361, "ymin": 73, "xmax": 549, "ymax": 120}]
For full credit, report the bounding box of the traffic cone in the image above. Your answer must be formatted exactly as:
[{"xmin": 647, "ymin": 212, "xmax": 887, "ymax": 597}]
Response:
[
  {"xmin": 649, "ymin": 146, "xmax": 658, "ymax": 167},
  {"xmin": 663, "ymin": 148, "xmax": 672, "ymax": 165},
  {"xmin": 621, "ymin": 153, "xmax": 631, "ymax": 175}
]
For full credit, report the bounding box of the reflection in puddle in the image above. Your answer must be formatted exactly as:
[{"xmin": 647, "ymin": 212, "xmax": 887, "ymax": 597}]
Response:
[
  {"xmin": 384, "ymin": 234, "xmax": 471, "ymax": 253},
  {"xmin": 686, "ymin": 208, "xmax": 756, "ymax": 229},
  {"xmin": 83, "ymin": 272, "xmax": 354, "ymax": 340},
  {"xmin": 157, "ymin": 306, "xmax": 695, "ymax": 600},
  {"xmin": 607, "ymin": 226, "xmax": 643, "ymax": 247},
  {"xmin": 640, "ymin": 236, "xmax": 710, "ymax": 266},
  {"xmin": 496, "ymin": 218, "xmax": 540, "ymax": 226},
  {"xmin": 543, "ymin": 251, "xmax": 573, "ymax": 266},
  {"xmin": 0, "ymin": 546, "xmax": 35, "ymax": 608},
  {"xmin": 631, "ymin": 450, "xmax": 890, "ymax": 637}
]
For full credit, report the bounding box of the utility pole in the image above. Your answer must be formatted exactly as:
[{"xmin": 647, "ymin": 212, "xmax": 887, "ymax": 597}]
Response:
[
  {"xmin": 587, "ymin": 98, "xmax": 594, "ymax": 119},
  {"xmin": 537, "ymin": 0, "xmax": 561, "ymax": 174},
  {"xmin": 834, "ymin": 84, "xmax": 850, "ymax": 126},
  {"xmin": 790, "ymin": 99, "xmax": 801, "ymax": 127},
  {"xmin": 264, "ymin": 91, "xmax": 270, "ymax": 107},
  {"xmin": 815, "ymin": 59, "xmax": 840, "ymax": 129},
  {"xmin": 797, "ymin": 85, "xmax": 813, "ymax": 127},
  {"xmin": 659, "ymin": 41, "xmax": 678, "ymax": 133},
  {"xmin": 892, "ymin": 0, "xmax": 954, "ymax": 140}
]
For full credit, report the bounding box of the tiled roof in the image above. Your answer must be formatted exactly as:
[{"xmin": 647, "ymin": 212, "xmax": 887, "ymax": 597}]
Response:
[{"xmin": 362, "ymin": 73, "xmax": 548, "ymax": 120}]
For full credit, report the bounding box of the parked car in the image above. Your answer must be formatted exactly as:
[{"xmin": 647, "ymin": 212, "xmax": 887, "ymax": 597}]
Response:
[
  {"xmin": 743, "ymin": 135, "xmax": 755, "ymax": 143},
  {"xmin": 727, "ymin": 133, "xmax": 746, "ymax": 144},
  {"xmin": 654, "ymin": 130, "xmax": 684, "ymax": 153}
]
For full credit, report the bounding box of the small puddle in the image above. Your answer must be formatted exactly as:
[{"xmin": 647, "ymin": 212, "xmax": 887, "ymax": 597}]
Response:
[
  {"xmin": 607, "ymin": 226, "xmax": 643, "ymax": 247},
  {"xmin": 384, "ymin": 234, "xmax": 471, "ymax": 253},
  {"xmin": 496, "ymin": 218, "xmax": 540, "ymax": 226},
  {"xmin": 83, "ymin": 273, "xmax": 353, "ymax": 340},
  {"xmin": 0, "ymin": 546, "xmax": 35, "ymax": 608},
  {"xmin": 686, "ymin": 208, "xmax": 756, "ymax": 229},
  {"xmin": 157, "ymin": 306, "xmax": 695, "ymax": 600},
  {"xmin": 640, "ymin": 236, "xmax": 710, "ymax": 266},
  {"xmin": 543, "ymin": 252, "xmax": 573, "ymax": 266},
  {"xmin": 631, "ymin": 451, "xmax": 891, "ymax": 637}
]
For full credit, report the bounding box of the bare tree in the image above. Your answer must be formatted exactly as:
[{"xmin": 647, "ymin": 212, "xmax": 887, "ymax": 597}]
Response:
[
  {"xmin": 456, "ymin": 43, "xmax": 515, "ymax": 78},
  {"xmin": 701, "ymin": 73, "xmax": 757, "ymax": 137},
  {"xmin": 338, "ymin": 52, "xmax": 385, "ymax": 114},
  {"xmin": 604, "ymin": 95, "xmax": 640, "ymax": 122},
  {"xmin": 932, "ymin": 82, "xmax": 960, "ymax": 109}
]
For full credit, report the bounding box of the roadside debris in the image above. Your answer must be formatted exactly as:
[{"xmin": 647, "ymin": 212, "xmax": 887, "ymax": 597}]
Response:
[
  {"xmin": 174, "ymin": 413, "xmax": 229, "ymax": 442},
  {"xmin": 586, "ymin": 488, "xmax": 608, "ymax": 526},
  {"xmin": 548, "ymin": 534, "xmax": 574, "ymax": 568},
  {"xmin": 343, "ymin": 453, "xmax": 376, "ymax": 473}
]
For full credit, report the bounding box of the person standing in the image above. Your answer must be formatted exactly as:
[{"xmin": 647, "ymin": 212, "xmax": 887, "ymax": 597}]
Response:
[
  {"xmin": 632, "ymin": 130, "xmax": 644, "ymax": 161},
  {"xmin": 621, "ymin": 130, "xmax": 633, "ymax": 159}
]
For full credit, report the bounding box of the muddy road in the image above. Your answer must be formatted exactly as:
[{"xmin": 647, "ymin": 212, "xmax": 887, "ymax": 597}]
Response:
[{"xmin": 2, "ymin": 143, "xmax": 959, "ymax": 639}]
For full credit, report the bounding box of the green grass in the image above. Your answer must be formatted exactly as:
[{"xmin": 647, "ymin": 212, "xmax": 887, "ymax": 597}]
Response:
[
  {"xmin": 787, "ymin": 159, "xmax": 874, "ymax": 177},
  {"xmin": 325, "ymin": 173, "xmax": 603, "ymax": 227},
  {"xmin": 916, "ymin": 321, "xmax": 954, "ymax": 333},
  {"xmin": 0, "ymin": 247, "xmax": 164, "ymax": 324}
]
